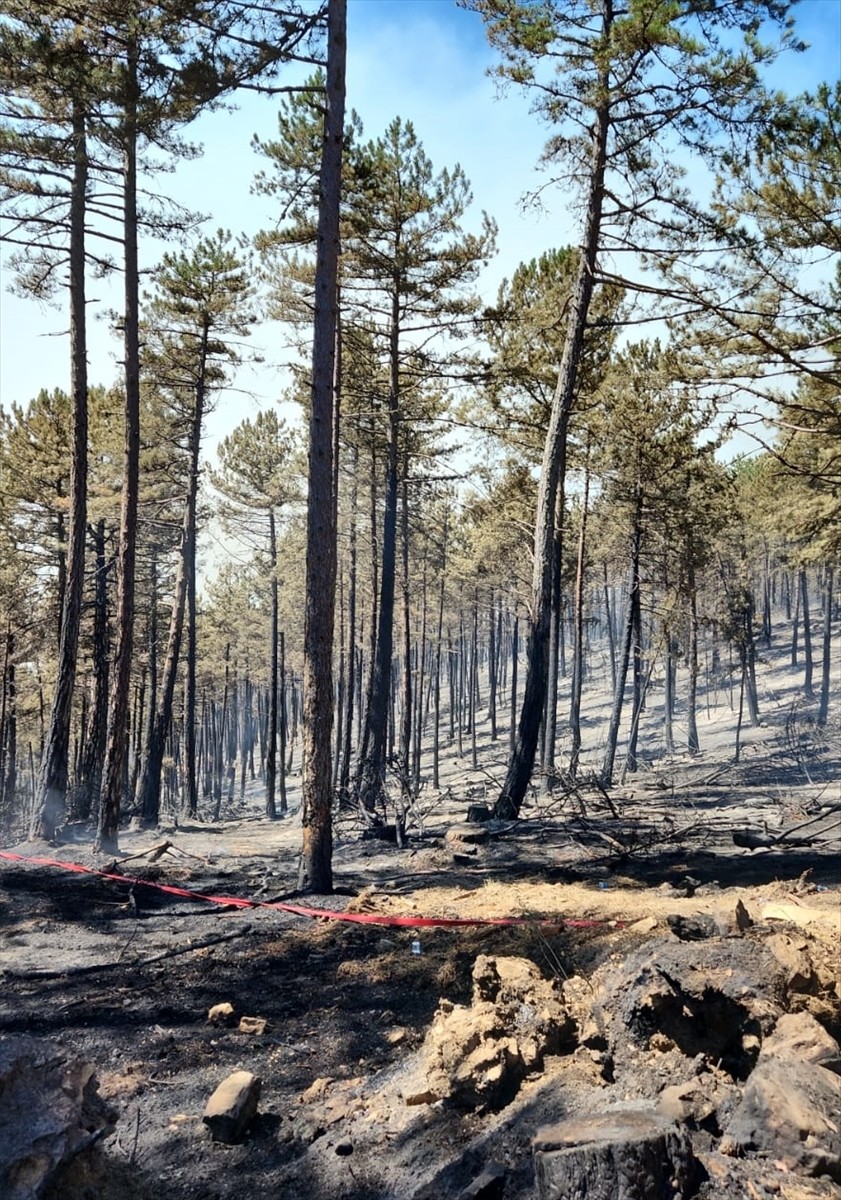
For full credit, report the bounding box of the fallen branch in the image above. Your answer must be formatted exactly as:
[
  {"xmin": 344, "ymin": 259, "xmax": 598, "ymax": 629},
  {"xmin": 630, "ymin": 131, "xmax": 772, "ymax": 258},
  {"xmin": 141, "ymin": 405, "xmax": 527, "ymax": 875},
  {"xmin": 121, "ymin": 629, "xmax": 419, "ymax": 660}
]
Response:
[{"xmin": 4, "ymin": 923, "xmax": 253, "ymax": 981}]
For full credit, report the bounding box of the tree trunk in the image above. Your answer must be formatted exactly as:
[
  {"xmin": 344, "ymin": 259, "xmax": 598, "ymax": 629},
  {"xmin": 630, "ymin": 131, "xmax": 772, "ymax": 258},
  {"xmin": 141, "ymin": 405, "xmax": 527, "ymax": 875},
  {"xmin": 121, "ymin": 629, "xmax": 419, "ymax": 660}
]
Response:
[
  {"xmin": 790, "ymin": 574, "xmax": 800, "ymax": 666},
  {"xmin": 301, "ymin": 0, "xmax": 345, "ymax": 892},
  {"xmin": 30, "ymin": 100, "xmax": 88, "ymax": 841},
  {"xmin": 399, "ymin": 463, "xmax": 412, "ymax": 791},
  {"xmin": 603, "ymin": 561, "xmax": 617, "ymax": 695},
  {"xmin": 138, "ymin": 325, "xmax": 208, "ymax": 827},
  {"xmin": 266, "ymin": 509, "xmax": 279, "ymax": 819},
  {"xmin": 487, "ymin": 592, "xmax": 498, "ymax": 741},
  {"xmin": 339, "ymin": 461, "xmax": 358, "ymax": 802},
  {"xmin": 97, "ymin": 50, "xmax": 140, "ymax": 854},
  {"xmin": 542, "ymin": 482, "xmax": 565, "ymax": 784},
  {"xmin": 624, "ymin": 566, "xmax": 644, "ymax": 776},
  {"xmin": 817, "ymin": 565, "xmax": 833, "ymax": 727},
  {"xmin": 569, "ymin": 463, "xmax": 590, "ymax": 776},
  {"xmin": 601, "ymin": 505, "xmax": 641, "ymax": 787},
  {"xmin": 663, "ymin": 625, "xmax": 675, "ymax": 755},
  {"xmin": 800, "ymin": 567, "xmax": 814, "ymax": 697},
  {"xmin": 1, "ymin": 626, "xmax": 16, "ymax": 811},
  {"xmin": 687, "ymin": 571, "xmax": 700, "ymax": 754},
  {"xmin": 77, "ymin": 521, "xmax": 109, "ymax": 820},
  {"xmin": 509, "ymin": 613, "xmax": 519, "ymax": 757},
  {"xmin": 432, "ymin": 572, "xmax": 445, "ymax": 790},
  {"xmin": 278, "ymin": 631, "xmax": 288, "ymax": 815},
  {"xmin": 493, "ymin": 7, "xmax": 612, "ymax": 819},
  {"xmin": 357, "ymin": 323, "xmax": 400, "ymax": 811}
]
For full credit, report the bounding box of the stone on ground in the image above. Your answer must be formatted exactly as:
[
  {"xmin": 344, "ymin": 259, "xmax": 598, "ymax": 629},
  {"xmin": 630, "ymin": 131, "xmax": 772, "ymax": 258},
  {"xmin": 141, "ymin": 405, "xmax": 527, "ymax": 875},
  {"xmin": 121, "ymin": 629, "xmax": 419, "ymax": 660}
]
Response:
[
  {"xmin": 407, "ymin": 954, "xmax": 573, "ymax": 1110},
  {"xmin": 723, "ymin": 1057, "xmax": 841, "ymax": 1180},
  {"xmin": 202, "ymin": 1070, "xmax": 261, "ymax": 1143},
  {"xmin": 760, "ymin": 1011, "xmax": 841, "ymax": 1073}
]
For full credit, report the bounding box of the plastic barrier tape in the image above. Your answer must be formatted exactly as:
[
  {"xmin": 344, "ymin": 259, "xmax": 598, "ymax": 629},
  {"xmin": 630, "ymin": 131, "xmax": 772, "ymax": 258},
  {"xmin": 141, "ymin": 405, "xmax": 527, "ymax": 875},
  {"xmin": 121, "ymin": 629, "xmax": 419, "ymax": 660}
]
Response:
[{"xmin": 0, "ymin": 849, "xmax": 624, "ymax": 930}]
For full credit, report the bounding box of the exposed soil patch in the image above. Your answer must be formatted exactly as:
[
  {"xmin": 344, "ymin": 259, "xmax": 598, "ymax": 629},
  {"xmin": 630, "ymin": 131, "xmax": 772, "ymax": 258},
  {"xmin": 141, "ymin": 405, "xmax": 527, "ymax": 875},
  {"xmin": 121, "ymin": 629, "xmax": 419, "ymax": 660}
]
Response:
[{"xmin": 1, "ymin": 769, "xmax": 839, "ymax": 1200}]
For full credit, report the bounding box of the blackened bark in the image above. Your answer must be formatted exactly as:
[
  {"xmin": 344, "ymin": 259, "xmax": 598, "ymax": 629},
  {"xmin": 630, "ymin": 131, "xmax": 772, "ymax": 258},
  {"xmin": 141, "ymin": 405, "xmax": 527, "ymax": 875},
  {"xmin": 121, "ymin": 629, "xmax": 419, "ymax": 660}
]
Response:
[
  {"xmin": 569, "ymin": 464, "xmax": 590, "ymax": 776},
  {"xmin": 495, "ymin": 4, "xmax": 612, "ymax": 818},
  {"xmin": 77, "ymin": 521, "xmax": 109, "ymax": 819},
  {"xmin": 399, "ymin": 465, "xmax": 412, "ymax": 789},
  {"xmin": 266, "ymin": 509, "xmax": 279, "ymax": 819},
  {"xmin": 138, "ymin": 326, "xmax": 208, "ymax": 826},
  {"xmin": 339, "ymin": 457, "xmax": 358, "ymax": 801},
  {"xmin": 357, "ymin": 313, "xmax": 399, "ymax": 813},
  {"xmin": 817, "ymin": 566, "xmax": 833, "ymax": 727},
  {"xmin": 30, "ymin": 100, "xmax": 88, "ymax": 841},
  {"xmin": 601, "ymin": 508, "xmax": 641, "ymax": 787},
  {"xmin": 800, "ymin": 567, "xmax": 814, "ymax": 697},
  {"xmin": 279, "ymin": 631, "xmax": 288, "ymax": 815},
  {"xmin": 301, "ymin": 0, "xmax": 346, "ymax": 892},
  {"xmin": 687, "ymin": 569, "xmax": 700, "ymax": 754},
  {"xmin": 97, "ymin": 45, "xmax": 140, "ymax": 854}
]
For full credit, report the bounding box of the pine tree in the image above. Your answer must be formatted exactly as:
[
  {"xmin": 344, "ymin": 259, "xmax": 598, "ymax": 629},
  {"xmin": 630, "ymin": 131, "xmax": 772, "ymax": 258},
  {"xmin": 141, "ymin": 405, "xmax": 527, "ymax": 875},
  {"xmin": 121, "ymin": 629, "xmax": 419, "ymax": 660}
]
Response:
[
  {"xmin": 464, "ymin": 0, "xmax": 798, "ymax": 817},
  {"xmin": 211, "ymin": 411, "xmax": 304, "ymax": 819},
  {"xmin": 136, "ymin": 232, "xmax": 256, "ymax": 826}
]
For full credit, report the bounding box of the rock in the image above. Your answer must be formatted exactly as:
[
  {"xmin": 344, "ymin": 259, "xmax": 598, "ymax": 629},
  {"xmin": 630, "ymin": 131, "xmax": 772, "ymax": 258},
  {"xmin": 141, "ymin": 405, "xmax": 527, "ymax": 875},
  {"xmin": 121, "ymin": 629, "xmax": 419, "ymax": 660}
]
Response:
[
  {"xmin": 445, "ymin": 823, "xmax": 490, "ymax": 846},
  {"xmin": 411, "ymin": 955, "xmax": 574, "ymax": 1111},
  {"xmin": 760, "ymin": 1012, "xmax": 841, "ymax": 1074},
  {"xmin": 0, "ymin": 1035, "xmax": 117, "ymax": 1200},
  {"xmin": 723, "ymin": 1057, "xmax": 841, "ymax": 1180},
  {"xmin": 203, "ymin": 1070, "xmax": 261, "ymax": 1143},
  {"xmin": 386, "ymin": 1027, "xmax": 408, "ymax": 1046},
  {"xmin": 656, "ymin": 1073, "xmax": 736, "ymax": 1133},
  {"xmin": 766, "ymin": 932, "xmax": 818, "ymax": 993},
  {"xmin": 207, "ymin": 1002, "xmax": 236, "ymax": 1026},
  {"xmin": 457, "ymin": 1159, "xmax": 506, "ymax": 1199},
  {"xmin": 713, "ymin": 899, "xmax": 753, "ymax": 936},
  {"xmin": 626, "ymin": 916, "xmax": 658, "ymax": 934},
  {"xmin": 404, "ymin": 1087, "xmax": 440, "ymax": 1106},
  {"xmin": 301, "ymin": 1077, "xmax": 334, "ymax": 1104},
  {"xmin": 666, "ymin": 913, "xmax": 718, "ymax": 940},
  {"xmin": 761, "ymin": 900, "xmax": 834, "ymax": 929},
  {"xmin": 533, "ymin": 1109, "xmax": 699, "ymax": 1200},
  {"xmin": 238, "ymin": 1015, "xmax": 268, "ymax": 1035}
]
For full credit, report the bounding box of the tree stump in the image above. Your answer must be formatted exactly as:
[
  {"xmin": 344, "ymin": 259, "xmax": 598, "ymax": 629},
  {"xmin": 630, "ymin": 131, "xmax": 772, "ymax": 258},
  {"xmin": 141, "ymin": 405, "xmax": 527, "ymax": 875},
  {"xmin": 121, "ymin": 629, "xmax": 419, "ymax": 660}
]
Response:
[{"xmin": 533, "ymin": 1109, "xmax": 697, "ymax": 1200}]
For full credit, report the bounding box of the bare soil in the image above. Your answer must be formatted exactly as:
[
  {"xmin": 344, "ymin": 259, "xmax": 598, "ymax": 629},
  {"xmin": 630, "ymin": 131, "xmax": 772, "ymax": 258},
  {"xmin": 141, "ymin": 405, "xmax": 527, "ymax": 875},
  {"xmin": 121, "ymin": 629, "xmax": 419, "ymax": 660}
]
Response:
[{"xmin": 1, "ymin": 630, "xmax": 840, "ymax": 1199}]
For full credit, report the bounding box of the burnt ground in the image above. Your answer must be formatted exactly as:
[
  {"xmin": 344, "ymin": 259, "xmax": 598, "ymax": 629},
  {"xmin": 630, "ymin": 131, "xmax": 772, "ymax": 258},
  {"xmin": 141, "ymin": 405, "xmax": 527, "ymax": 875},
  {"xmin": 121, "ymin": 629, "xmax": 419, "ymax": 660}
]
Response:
[{"xmin": 1, "ymin": 747, "xmax": 840, "ymax": 1200}]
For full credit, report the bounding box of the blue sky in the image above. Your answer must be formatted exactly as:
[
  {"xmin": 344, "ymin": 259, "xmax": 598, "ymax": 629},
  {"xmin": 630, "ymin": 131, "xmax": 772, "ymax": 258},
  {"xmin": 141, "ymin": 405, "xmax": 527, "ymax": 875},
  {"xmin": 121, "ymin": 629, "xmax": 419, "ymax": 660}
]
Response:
[{"xmin": 0, "ymin": 0, "xmax": 839, "ymax": 453}]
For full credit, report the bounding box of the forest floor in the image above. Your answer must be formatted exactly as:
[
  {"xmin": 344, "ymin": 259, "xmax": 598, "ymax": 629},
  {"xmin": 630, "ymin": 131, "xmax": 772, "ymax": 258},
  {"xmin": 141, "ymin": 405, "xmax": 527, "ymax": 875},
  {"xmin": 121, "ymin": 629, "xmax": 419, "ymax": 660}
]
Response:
[{"xmin": 1, "ymin": 627, "xmax": 840, "ymax": 1199}]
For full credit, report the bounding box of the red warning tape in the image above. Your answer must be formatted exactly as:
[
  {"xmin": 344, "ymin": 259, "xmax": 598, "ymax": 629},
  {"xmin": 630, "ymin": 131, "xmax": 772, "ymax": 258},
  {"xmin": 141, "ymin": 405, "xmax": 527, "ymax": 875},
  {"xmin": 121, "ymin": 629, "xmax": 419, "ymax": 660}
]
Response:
[{"xmin": 0, "ymin": 849, "xmax": 624, "ymax": 931}]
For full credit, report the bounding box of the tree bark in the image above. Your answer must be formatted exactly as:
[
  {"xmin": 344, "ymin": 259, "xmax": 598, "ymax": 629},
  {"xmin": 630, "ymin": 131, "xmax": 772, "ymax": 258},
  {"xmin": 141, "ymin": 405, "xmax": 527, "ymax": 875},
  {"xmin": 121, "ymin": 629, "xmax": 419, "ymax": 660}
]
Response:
[
  {"xmin": 687, "ymin": 569, "xmax": 700, "ymax": 754},
  {"xmin": 494, "ymin": 6, "xmax": 611, "ymax": 818},
  {"xmin": 569, "ymin": 463, "xmax": 590, "ymax": 777},
  {"xmin": 265, "ymin": 509, "xmax": 279, "ymax": 820},
  {"xmin": 138, "ymin": 325, "xmax": 208, "ymax": 827},
  {"xmin": 601, "ymin": 504, "xmax": 641, "ymax": 787},
  {"xmin": 77, "ymin": 521, "xmax": 109, "ymax": 820},
  {"xmin": 97, "ymin": 48, "xmax": 140, "ymax": 854},
  {"xmin": 357, "ymin": 305, "xmax": 400, "ymax": 813},
  {"xmin": 31, "ymin": 100, "xmax": 88, "ymax": 841},
  {"xmin": 800, "ymin": 567, "xmax": 814, "ymax": 697},
  {"xmin": 817, "ymin": 565, "xmax": 833, "ymax": 727},
  {"xmin": 301, "ymin": 0, "xmax": 346, "ymax": 893}
]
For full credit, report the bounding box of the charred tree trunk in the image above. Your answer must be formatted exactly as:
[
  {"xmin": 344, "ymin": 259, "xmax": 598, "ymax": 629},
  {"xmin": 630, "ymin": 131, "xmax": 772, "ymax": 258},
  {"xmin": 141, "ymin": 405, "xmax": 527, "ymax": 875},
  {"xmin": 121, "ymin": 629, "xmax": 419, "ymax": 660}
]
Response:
[
  {"xmin": 301, "ymin": 0, "xmax": 345, "ymax": 891},
  {"xmin": 817, "ymin": 565, "xmax": 833, "ymax": 727},
  {"xmin": 97, "ymin": 51, "xmax": 140, "ymax": 854},
  {"xmin": 77, "ymin": 521, "xmax": 109, "ymax": 820},
  {"xmin": 31, "ymin": 100, "xmax": 89, "ymax": 841}
]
